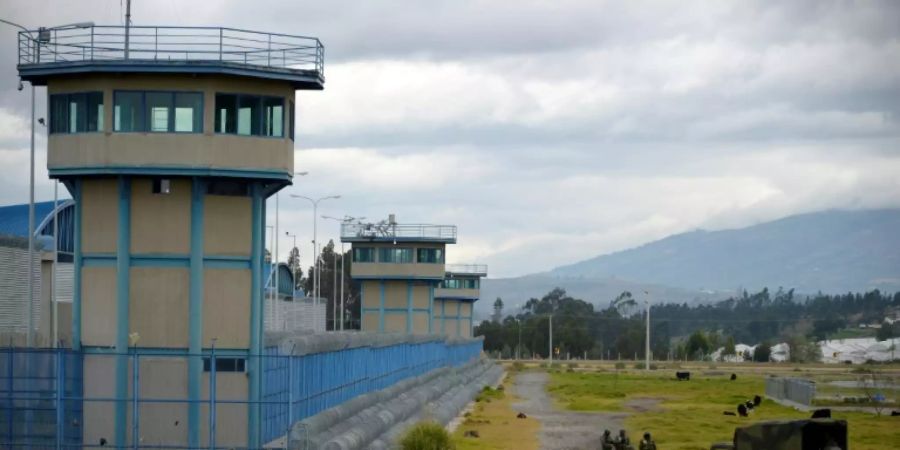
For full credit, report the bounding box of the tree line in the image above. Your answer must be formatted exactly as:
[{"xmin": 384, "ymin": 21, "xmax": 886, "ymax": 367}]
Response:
[{"xmin": 475, "ymin": 287, "xmax": 900, "ymax": 362}]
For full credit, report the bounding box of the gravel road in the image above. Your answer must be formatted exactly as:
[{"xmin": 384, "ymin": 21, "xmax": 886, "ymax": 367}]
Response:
[{"xmin": 512, "ymin": 371, "xmax": 628, "ymax": 450}]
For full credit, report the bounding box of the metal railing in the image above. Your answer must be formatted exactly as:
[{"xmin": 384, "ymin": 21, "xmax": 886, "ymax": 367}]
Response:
[
  {"xmin": 18, "ymin": 25, "xmax": 324, "ymax": 77},
  {"xmin": 341, "ymin": 222, "xmax": 457, "ymax": 241},
  {"xmin": 445, "ymin": 264, "xmax": 488, "ymax": 276}
]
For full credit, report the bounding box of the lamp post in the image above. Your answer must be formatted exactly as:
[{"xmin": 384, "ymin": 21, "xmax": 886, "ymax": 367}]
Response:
[
  {"xmin": 284, "ymin": 231, "xmax": 298, "ymax": 332},
  {"xmin": 322, "ymin": 215, "xmax": 362, "ymax": 331},
  {"xmin": 645, "ymin": 290, "xmax": 651, "ymax": 372},
  {"xmin": 289, "ymin": 194, "xmax": 340, "ymax": 322},
  {"xmin": 516, "ymin": 318, "xmax": 522, "ymax": 361},
  {"xmin": 0, "ymin": 18, "xmax": 93, "ymax": 347},
  {"xmin": 273, "ymin": 171, "xmax": 307, "ymax": 331},
  {"xmin": 548, "ymin": 314, "xmax": 553, "ymax": 366}
]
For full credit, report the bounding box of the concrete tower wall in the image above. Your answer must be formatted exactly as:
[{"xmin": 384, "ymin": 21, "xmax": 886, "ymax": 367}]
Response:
[
  {"xmin": 47, "ymin": 74, "xmax": 294, "ymax": 174},
  {"xmin": 46, "ymin": 71, "xmax": 293, "ymax": 448}
]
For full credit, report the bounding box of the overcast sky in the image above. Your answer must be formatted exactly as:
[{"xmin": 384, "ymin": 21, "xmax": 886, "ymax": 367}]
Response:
[{"xmin": 0, "ymin": 1, "xmax": 898, "ymax": 277}]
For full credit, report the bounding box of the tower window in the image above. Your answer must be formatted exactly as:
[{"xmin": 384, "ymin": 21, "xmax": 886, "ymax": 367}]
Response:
[
  {"xmin": 352, "ymin": 247, "xmax": 375, "ymax": 263},
  {"xmin": 417, "ymin": 248, "xmax": 444, "ymax": 264},
  {"xmin": 202, "ymin": 357, "xmax": 246, "ymax": 372},
  {"xmin": 206, "ymin": 180, "xmax": 249, "ymax": 196},
  {"xmin": 152, "ymin": 179, "xmax": 172, "ymax": 194},
  {"xmin": 114, "ymin": 91, "xmax": 203, "ymax": 133},
  {"xmin": 49, "ymin": 92, "xmax": 103, "ymax": 134},
  {"xmin": 288, "ymin": 99, "xmax": 295, "ymax": 141},
  {"xmin": 378, "ymin": 247, "xmax": 413, "ymax": 263},
  {"xmin": 215, "ymin": 93, "xmax": 285, "ymax": 138}
]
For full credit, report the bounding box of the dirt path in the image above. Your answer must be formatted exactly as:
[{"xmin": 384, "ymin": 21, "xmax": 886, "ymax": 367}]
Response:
[{"xmin": 512, "ymin": 371, "xmax": 627, "ymax": 450}]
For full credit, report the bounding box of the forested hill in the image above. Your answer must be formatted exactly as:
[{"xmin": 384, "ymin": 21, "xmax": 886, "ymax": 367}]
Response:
[
  {"xmin": 551, "ymin": 209, "xmax": 900, "ymax": 293},
  {"xmin": 476, "ymin": 287, "xmax": 900, "ymax": 361}
]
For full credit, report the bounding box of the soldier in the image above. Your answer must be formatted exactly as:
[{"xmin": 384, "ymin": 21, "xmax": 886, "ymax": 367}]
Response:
[
  {"xmin": 601, "ymin": 429, "xmax": 615, "ymax": 450},
  {"xmin": 639, "ymin": 432, "xmax": 657, "ymax": 450},
  {"xmin": 614, "ymin": 429, "xmax": 634, "ymax": 450}
]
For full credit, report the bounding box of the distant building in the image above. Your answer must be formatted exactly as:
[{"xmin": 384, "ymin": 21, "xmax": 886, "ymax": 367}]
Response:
[
  {"xmin": 0, "ymin": 200, "xmax": 74, "ymax": 346},
  {"xmin": 341, "ymin": 217, "xmax": 456, "ymax": 334},
  {"xmin": 434, "ymin": 264, "xmax": 487, "ymax": 337}
]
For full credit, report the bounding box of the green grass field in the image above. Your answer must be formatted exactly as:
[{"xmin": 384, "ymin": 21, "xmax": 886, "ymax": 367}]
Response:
[{"xmin": 547, "ymin": 369, "xmax": 900, "ymax": 450}]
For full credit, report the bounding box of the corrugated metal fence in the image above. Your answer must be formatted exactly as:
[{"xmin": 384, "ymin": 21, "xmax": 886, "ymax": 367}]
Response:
[{"xmin": 765, "ymin": 376, "xmax": 816, "ymax": 406}]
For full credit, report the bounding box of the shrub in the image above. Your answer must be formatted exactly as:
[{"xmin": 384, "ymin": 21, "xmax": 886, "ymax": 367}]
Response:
[
  {"xmin": 614, "ymin": 362, "xmax": 626, "ymax": 370},
  {"xmin": 399, "ymin": 422, "xmax": 455, "ymax": 450},
  {"xmin": 511, "ymin": 361, "xmax": 525, "ymax": 372}
]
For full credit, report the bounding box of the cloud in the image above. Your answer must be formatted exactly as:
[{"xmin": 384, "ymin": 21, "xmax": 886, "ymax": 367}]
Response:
[{"xmin": 0, "ymin": 0, "xmax": 898, "ymax": 278}]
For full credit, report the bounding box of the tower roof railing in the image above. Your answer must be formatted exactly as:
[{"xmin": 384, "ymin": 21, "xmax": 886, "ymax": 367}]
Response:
[
  {"xmin": 17, "ymin": 25, "xmax": 324, "ymax": 87},
  {"xmin": 445, "ymin": 264, "xmax": 488, "ymax": 277},
  {"xmin": 341, "ymin": 222, "xmax": 457, "ymax": 243}
]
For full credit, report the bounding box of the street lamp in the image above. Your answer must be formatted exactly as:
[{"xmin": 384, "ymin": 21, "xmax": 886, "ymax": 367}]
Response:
[
  {"xmin": 288, "ymin": 194, "xmax": 340, "ymax": 322},
  {"xmin": 273, "ymin": 171, "xmax": 307, "ymax": 331},
  {"xmin": 322, "ymin": 215, "xmax": 363, "ymax": 330},
  {"xmin": 645, "ymin": 290, "xmax": 651, "ymax": 372},
  {"xmin": 0, "ymin": 18, "xmax": 93, "ymax": 347}
]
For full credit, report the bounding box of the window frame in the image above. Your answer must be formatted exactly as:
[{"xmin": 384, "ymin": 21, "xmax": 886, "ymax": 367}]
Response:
[
  {"xmin": 288, "ymin": 99, "xmax": 295, "ymax": 141},
  {"xmin": 416, "ymin": 248, "xmax": 444, "ymax": 264},
  {"xmin": 378, "ymin": 247, "xmax": 414, "ymax": 264},
  {"xmin": 214, "ymin": 92, "xmax": 287, "ymax": 139},
  {"xmin": 48, "ymin": 91, "xmax": 104, "ymax": 134},
  {"xmin": 352, "ymin": 247, "xmax": 376, "ymax": 263},
  {"xmin": 113, "ymin": 90, "xmax": 204, "ymax": 134}
]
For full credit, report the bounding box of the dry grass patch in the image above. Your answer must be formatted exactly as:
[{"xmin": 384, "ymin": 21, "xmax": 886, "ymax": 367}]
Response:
[{"xmin": 452, "ymin": 373, "xmax": 539, "ymax": 450}]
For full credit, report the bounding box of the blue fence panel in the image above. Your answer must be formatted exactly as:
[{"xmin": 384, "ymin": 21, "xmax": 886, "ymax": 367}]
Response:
[
  {"xmin": 1, "ymin": 337, "xmax": 483, "ymax": 448},
  {"xmin": 0, "ymin": 348, "xmax": 83, "ymax": 450},
  {"xmin": 259, "ymin": 337, "xmax": 483, "ymax": 444}
]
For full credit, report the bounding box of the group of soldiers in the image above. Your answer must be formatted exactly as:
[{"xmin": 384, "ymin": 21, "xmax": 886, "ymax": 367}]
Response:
[{"xmin": 601, "ymin": 429, "xmax": 657, "ymax": 450}]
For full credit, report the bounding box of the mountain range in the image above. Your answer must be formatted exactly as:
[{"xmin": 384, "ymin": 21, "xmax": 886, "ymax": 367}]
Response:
[{"xmin": 477, "ymin": 209, "xmax": 900, "ymax": 318}]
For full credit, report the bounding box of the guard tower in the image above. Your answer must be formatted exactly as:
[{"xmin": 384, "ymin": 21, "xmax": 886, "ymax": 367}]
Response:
[
  {"xmin": 341, "ymin": 217, "xmax": 456, "ymax": 333},
  {"xmin": 16, "ymin": 25, "xmax": 323, "ymax": 448},
  {"xmin": 434, "ymin": 264, "xmax": 487, "ymax": 337}
]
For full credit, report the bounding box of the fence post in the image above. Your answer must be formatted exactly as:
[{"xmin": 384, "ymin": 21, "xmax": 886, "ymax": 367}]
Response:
[
  {"xmin": 6, "ymin": 347, "xmax": 13, "ymax": 446},
  {"xmin": 209, "ymin": 344, "xmax": 217, "ymax": 450},
  {"xmin": 55, "ymin": 349, "xmax": 64, "ymax": 450},
  {"xmin": 132, "ymin": 351, "xmax": 139, "ymax": 450},
  {"xmin": 287, "ymin": 344, "xmax": 295, "ymax": 436}
]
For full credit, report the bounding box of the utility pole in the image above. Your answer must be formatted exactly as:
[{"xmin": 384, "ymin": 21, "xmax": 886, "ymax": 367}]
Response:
[
  {"xmin": 339, "ymin": 240, "xmax": 345, "ymax": 330},
  {"xmin": 517, "ymin": 319, "xmax": 522, "ymax": 360},
  {"xmin": 332, "ymin": 251, "xmax": 337, "ymax": 330},
  {"xmin": 27, "ymin": 78, "xmax": 34, "ymax": 347},
  {"xmin": 549, "ymin": 314, "xmax": 553, "ymax": 366},
  {"xmin": 52, "ymin": 182, "xmax": 58, "ymax": 347},
  {"xmin": 645, "ymin": 290, "xmax": 651, "ymax": 372}
]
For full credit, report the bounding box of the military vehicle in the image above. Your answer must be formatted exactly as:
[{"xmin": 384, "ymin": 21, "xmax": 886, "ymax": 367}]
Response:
[{"xmin": 710, "ymin": 419, "xmax": 847, "ymax": 450}]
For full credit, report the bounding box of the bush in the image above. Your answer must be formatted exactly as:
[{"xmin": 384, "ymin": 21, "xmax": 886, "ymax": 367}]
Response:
[
  {"xmin": 399, "ymin": 422, "xmax": 455, "ymax": 450},
  {"xmin": 511, "ymin": 361, "xmax": 525, "ymax": 372},
  {"xmin": 614, "ymin": 362, "xmax": 626, "ymax": 370},
  {"xmin": 475, "ymin": 386, "xmax": 504, "ymax": 402}
]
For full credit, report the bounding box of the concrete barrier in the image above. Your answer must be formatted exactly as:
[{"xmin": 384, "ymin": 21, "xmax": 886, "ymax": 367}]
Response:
[{"xmin": 288, "ymin": 359, "xmax": 503, "ymax": 450}]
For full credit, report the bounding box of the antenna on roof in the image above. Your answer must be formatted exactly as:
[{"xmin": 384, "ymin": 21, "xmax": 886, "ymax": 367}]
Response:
[{"xmin": 124, "ymin": 0, "xmax": 132, "ymax": 59}]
